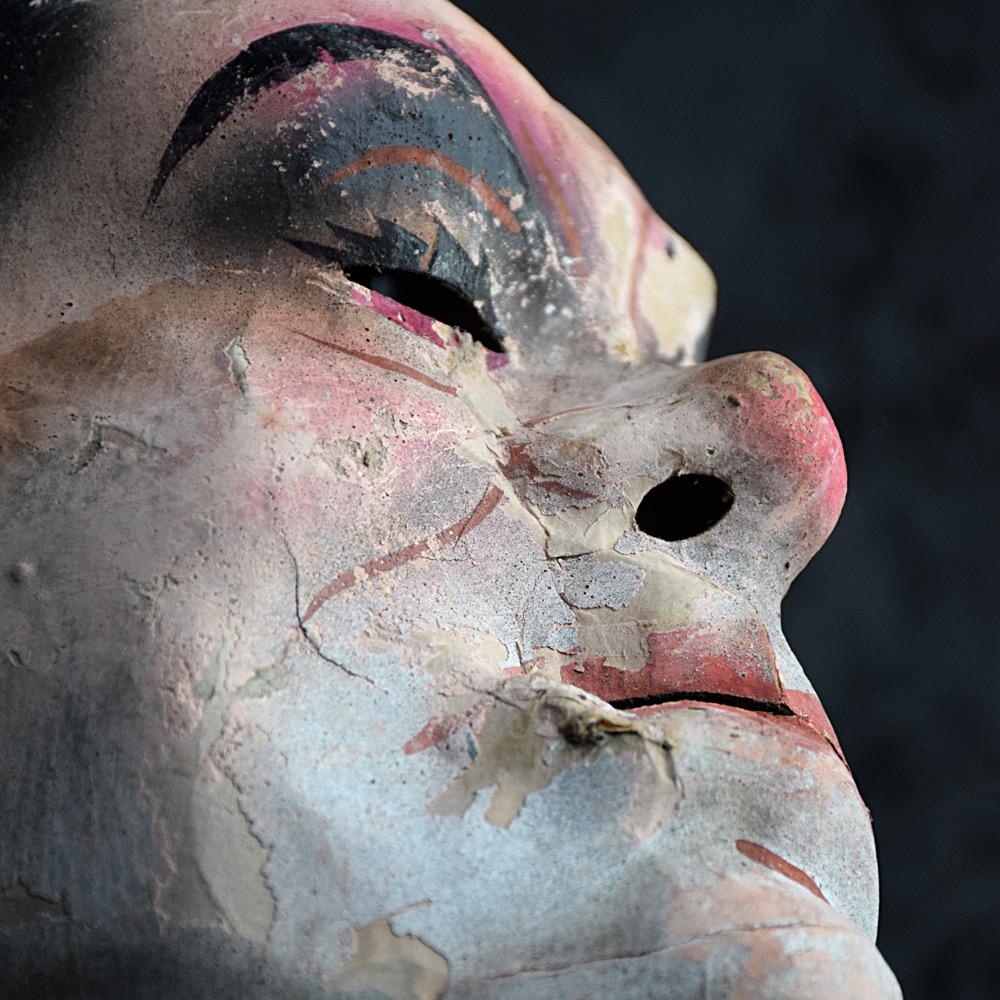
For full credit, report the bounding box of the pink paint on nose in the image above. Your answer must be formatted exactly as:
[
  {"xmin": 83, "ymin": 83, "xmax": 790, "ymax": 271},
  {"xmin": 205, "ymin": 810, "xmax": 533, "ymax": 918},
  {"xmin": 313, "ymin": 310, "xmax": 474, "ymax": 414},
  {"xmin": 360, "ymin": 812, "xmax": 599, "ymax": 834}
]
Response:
[{"xmin": 695, "ymin": 352, "xmax": 848, "ymax": 543}]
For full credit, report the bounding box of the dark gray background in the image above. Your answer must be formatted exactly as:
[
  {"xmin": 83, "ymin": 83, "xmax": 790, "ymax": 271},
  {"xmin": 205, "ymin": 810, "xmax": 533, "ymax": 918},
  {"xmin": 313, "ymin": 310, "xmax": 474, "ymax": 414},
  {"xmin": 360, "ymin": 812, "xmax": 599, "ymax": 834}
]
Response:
[{"xmin": 457, "ymin": 1, "xmax": 1000, "ymax": 997}]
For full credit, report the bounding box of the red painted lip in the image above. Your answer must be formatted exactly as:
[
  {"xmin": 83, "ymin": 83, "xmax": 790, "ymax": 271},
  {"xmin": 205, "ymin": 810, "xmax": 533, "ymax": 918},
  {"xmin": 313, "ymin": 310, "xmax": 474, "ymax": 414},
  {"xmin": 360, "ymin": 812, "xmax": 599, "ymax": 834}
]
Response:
[
  {"xmin": 553, "ymin": 624, "xmax": 846, "ymax": 762},
  {"xmin": 404, "ymin": 623, "xmax": 845, "ymax": 763},
  {"xmin": 621, "ymin": 696, "xmax": 844, "ymax": 763}
]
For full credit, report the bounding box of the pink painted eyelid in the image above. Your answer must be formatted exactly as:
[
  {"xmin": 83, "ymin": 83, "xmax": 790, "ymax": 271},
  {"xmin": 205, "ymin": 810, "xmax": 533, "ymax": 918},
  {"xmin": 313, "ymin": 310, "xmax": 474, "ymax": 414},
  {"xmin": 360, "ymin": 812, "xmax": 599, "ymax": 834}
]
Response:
[{"xmin": 344, "ymin": 281, "xmax": 508, "ymax": 369}]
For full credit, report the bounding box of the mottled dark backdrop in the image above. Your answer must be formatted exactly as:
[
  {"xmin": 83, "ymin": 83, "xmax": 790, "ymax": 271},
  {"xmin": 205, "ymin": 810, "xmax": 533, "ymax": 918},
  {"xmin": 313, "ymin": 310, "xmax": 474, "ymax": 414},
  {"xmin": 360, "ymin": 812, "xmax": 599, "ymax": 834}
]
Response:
[{"xmin": 457, "ymin": 1, "xmax": 999, "ymax": 997}]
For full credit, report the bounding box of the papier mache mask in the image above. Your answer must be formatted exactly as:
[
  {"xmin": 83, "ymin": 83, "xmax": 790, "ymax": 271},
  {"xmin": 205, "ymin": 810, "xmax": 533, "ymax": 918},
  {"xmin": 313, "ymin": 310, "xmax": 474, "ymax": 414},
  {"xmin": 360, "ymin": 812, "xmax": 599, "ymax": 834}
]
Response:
[{"xmin": 0, "ymin": 1, "xmax": 901, "ymax": 997}]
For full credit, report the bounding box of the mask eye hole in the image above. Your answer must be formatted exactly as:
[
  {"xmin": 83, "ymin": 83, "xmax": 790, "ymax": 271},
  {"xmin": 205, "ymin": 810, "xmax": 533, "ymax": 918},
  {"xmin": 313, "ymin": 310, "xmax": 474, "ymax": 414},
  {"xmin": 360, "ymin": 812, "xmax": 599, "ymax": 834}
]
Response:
[
  {"xmin": 635, "ymin": 473, "xmax": 734, "ymax": 542},
  {"xmin": 344, "ymin": 265, "xmax": 506, "ymax": 355}
]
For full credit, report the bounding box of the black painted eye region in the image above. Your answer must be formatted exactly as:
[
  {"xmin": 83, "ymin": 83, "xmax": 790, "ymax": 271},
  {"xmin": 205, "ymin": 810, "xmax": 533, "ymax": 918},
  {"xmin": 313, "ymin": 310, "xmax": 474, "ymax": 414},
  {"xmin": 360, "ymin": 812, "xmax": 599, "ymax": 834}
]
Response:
[
  {"xmin": 636, "ymin": 474, "xmax": 735, "ymax": 541},
  {"xmin": 150, "ymin": 20, "xmax": 583, "ymax": 352},
  {"xmin": 344, "ymin": 265, "xmax": 505, "ymax": 354},
  {"xmin": 287, "ymin": 214, "xmax": 505, "ymax": 353}
]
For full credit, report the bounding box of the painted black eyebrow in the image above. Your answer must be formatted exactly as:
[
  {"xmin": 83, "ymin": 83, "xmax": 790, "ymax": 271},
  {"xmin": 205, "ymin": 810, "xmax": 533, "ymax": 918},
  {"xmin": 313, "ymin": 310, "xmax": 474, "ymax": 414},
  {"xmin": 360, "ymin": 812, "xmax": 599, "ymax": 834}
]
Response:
[{"xmin": 147, "ymin": 22, "xmax": 522, "ymax": 207}]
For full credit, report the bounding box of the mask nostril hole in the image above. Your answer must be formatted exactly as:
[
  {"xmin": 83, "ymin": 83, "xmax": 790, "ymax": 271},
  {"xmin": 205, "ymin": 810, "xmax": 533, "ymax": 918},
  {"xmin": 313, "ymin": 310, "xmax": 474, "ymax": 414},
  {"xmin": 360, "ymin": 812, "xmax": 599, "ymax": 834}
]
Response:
[{"xmin": 635, "ymin": 474, "xmax": 734, "ymax": 542}]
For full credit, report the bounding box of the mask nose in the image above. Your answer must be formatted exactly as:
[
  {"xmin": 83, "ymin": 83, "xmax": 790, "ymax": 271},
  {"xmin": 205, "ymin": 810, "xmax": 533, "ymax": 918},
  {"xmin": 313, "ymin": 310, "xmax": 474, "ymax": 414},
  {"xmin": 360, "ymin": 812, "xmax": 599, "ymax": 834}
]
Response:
[
  {"xmin": 501, "ymin": 350, "xmax": 845, "ymax": 737},
  {"xmin": 506, "ymin": 350, "xmax": 844, "ymax": 601},
  {"xmin": 635, "ymin": 350, "xmax": 847, "ymax": 593}
]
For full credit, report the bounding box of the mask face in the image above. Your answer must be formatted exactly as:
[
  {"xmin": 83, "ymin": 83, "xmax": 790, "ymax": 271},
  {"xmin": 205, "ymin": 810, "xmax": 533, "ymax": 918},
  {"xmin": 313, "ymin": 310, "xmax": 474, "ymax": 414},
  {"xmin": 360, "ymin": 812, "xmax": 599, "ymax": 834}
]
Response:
[{"xmin": 0, "ymin": 1, "xmax": 899, "ymax": 997}]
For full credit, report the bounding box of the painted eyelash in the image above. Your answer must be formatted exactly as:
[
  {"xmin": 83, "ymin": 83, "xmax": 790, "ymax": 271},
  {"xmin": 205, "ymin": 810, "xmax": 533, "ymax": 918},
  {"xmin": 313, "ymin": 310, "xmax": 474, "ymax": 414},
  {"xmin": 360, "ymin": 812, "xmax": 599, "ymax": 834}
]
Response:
[{"xmin": 286, "ymin": 218, "xmax": 505, "ymax": 354}]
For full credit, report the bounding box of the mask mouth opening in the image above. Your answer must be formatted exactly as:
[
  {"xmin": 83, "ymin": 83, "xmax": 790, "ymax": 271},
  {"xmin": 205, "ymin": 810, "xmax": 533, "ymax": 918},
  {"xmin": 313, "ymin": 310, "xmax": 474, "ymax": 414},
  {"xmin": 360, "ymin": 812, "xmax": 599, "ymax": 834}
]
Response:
[
  {"xmin": 608, "ymin": 690, "xmax": 793, "ymax": 716},
  {"xmin": 635, "ymin": 473, "xmax": 734, "ymax": 541},
  {"xmin": 343, "ymin": 264, "xmax": 506, "ymax": 355}
]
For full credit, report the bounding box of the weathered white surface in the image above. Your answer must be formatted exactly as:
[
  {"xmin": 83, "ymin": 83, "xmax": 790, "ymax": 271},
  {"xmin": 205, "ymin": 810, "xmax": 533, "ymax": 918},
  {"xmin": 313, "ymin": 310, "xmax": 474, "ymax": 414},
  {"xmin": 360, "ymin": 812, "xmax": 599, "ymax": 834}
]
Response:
[{"xmin": 0, "ymin": 1, "xmax": 898, "ymax": 996}]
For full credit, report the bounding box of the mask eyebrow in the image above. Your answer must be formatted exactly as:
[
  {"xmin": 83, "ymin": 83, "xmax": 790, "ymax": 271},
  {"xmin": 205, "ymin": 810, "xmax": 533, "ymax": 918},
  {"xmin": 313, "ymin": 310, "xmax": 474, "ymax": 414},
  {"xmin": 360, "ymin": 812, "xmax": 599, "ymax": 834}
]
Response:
[{"xmin": 147, "ymin": 22, "xmax": 524, "ymax": 207}]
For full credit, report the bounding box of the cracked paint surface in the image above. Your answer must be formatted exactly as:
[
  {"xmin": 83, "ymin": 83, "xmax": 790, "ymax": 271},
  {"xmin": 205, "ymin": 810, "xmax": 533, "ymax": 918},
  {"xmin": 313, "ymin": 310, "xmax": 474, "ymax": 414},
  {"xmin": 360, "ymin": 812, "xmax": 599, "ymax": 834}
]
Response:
[{"xmin": 0, "ymin": 0, "xmax": 898, "ymax": 997}]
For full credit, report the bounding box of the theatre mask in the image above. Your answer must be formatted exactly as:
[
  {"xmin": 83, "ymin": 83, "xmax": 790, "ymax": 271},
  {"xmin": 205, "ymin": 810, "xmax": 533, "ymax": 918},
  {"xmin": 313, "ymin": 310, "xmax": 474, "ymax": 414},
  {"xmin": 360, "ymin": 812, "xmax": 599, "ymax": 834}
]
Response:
[{"xmin": 0, "ymin": 1, "xmax": 900, "ymax": 997}]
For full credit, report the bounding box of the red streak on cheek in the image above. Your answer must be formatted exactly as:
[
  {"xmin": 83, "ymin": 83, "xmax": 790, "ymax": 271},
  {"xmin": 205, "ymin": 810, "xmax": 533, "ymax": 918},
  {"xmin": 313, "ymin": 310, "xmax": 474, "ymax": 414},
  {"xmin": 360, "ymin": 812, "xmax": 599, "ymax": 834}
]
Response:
[
  {"xmin": 303, "ymin": 484, "xmax": 504, "ymax": 621},
  {"xmin": 500, "ymin": 442, "xmax": 598, "ymax": 501},
  {"xmin": 562, "ymin": 624, "xmax": 782, "ymax": 705},
  {"xmin": 291, "ymin": 328, "xmax": 457, "ymax": 397},
  {"xmin": 736, "ymin": 840, "xmax": 828, "ymax": 902},
  {"xmin": 404, "ymin": 714, "xmax": 465, "ymax": 754}
]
